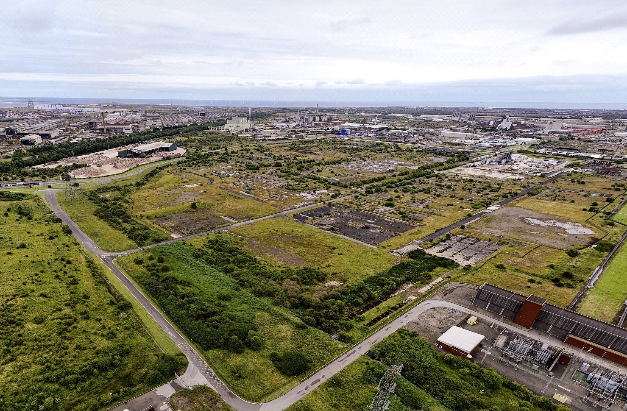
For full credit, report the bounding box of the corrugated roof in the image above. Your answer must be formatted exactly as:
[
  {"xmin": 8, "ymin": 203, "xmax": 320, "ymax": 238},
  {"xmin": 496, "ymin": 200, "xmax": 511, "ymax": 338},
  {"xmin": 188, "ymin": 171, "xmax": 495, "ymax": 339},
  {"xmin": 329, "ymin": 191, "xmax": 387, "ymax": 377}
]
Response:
[{"xmin": 474, "ymin": 283, "xmax": 627, "ymax": 355}]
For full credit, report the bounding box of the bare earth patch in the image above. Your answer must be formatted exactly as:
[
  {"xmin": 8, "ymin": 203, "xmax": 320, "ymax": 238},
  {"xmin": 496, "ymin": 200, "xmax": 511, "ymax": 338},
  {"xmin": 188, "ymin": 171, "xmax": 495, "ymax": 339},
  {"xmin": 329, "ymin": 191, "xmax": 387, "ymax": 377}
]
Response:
[
  {"xmin": 245, "ymin": 237, "xmax": 307, "ymax": 266},
  {"xmin": 36, "ymin": 147, "xmax": 185, "ymax": 178},
  {"xmin": 153, "ymin": 209, "xmax": 228, "ymax": 235},
  {"xmin": 472, "ymin": 206, "xmax": 596, "ymax": 249}
]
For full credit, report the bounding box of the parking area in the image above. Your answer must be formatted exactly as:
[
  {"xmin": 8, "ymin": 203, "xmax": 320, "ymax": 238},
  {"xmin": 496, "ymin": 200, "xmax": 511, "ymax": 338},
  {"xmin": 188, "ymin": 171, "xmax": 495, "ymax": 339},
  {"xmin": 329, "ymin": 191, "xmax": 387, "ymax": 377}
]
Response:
[
  {"xmin": 425, "ymin": 234, "xmax": 502, "ymax": 265},
  {"xmin": 294, "ymin": 204, "xmax": 415, "ymax": 244}
]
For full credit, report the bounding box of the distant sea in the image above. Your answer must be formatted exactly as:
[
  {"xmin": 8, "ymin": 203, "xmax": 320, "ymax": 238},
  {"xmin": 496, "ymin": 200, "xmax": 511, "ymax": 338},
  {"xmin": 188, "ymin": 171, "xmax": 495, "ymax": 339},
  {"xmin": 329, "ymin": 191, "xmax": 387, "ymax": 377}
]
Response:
[{"xmin": 1, "ymin": 97, "xmax": 626, "ymax": 110}]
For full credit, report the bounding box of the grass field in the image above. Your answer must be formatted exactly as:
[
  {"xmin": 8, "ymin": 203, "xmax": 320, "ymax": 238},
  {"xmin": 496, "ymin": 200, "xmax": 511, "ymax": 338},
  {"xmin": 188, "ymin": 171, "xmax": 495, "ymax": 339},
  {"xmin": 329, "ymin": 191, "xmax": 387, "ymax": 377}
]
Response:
[
  {"xmin": 228, "ymin": 217, "xmax": 398, "ymax": 285},
  {"xmin": 131, "ymin": 169, "xmax": 278, "ymax": 220},
  {"xmin": 57, "ymin": 192, "xmax": 137, "ymax": 252},
  {"xmin": 0, "ymin": 197, "xmax": 184, "ymax": 411},
  {"xmin": 117, "ymin": 242, "xmax": 348, "ymax": 402},
  {"xmin": 614, "ymin": 200, "xmax": 627, "ymax": 225},
  {"xmin": 579, "ymin": 241, "xmax": 627, "ymax": 322}
]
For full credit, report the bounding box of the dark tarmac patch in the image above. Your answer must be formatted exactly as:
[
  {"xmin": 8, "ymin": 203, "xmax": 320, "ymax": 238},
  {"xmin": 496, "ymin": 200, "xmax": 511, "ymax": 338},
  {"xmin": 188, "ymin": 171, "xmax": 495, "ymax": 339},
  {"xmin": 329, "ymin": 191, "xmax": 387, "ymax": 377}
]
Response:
[{"xmin": 294, "ymin": 204, "xmax": 415, "ymax": 244}]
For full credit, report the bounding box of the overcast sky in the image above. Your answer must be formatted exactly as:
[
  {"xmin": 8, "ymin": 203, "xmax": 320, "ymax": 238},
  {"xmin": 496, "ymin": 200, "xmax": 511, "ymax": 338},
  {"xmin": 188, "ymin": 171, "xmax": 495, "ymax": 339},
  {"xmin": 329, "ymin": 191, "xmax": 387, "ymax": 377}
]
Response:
[{"xmin": 2, "ymin": 0, "xmax": 627, "ymax": 105}]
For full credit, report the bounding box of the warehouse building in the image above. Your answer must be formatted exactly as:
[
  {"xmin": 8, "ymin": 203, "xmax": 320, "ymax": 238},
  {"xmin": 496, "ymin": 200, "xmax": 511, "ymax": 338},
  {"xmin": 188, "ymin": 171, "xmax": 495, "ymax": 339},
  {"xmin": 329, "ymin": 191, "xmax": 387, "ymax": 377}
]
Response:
[
  {"xmin": 118, "ymin": 142, "xmax": 177, "ymax": 158},
  {"xmin": 436, "ymin": 326, "xmax": 485, "ymax": 358},
  {"xmin": 20, "ymin": 134, "xmax": 42, "ymax": 145}
]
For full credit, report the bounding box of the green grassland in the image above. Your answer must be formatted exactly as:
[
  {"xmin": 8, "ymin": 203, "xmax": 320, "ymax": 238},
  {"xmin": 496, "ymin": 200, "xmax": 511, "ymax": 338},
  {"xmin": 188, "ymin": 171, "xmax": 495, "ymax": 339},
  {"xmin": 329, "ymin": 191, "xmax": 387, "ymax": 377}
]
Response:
[
  {"xmin": 578, "ymin": 200, "xmax": 627, "ymax": 321},
  {"xmin": 288, "ymin": 329, "xmax": 569, "ymax": 411},
  {"xmin": 57, "ymin": 192, "xmax": 137, "ymax": 252},
  {"xmin": 578, "ymin": 240, "xmax": 627, "ymax": 321},
  {"xmin": 0, "ymin": 198, "xmax": 185, "ymax": 411},
  {"xmin": 117, "ymin": 242, "xmax": 348, "ymax": 402},
  {"xmin": 613, "ymin": 199, "xmax": 627, "ymax": 225},
  {"xmin": 131, "ymin": 169, "xmax": 278, "ymax": 220},
  {"xmin": 228, "ymin": 217, "xmax": 398, "ymax": 285}
]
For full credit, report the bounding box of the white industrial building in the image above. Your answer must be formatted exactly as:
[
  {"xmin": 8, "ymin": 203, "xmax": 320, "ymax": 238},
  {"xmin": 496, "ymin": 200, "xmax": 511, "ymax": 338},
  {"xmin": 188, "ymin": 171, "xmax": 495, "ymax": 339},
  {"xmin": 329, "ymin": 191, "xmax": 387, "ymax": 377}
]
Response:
[{"xmin": 435, "ymin": 326, "xmax": 485, "ymax": 358}]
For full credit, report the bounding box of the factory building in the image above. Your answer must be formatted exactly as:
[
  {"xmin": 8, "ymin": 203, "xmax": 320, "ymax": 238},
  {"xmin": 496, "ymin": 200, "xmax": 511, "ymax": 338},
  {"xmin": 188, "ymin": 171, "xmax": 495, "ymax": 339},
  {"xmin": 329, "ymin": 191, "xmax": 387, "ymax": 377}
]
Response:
[
  {"xmin": 473, "ymin": 283, "xmax": 627, "ymax": 365},
  {"xmin": 20, "ymin": 134, "xmax": 43, "ymax": 145},
  {"xmin": 118, "ymin": 142, "xmax": 177, "ymax": 158},
  {"xmin": 436, "ymin": 326, "xmax": 485, "ymax": 358},
  {"xmin": 223, "ymin": 117, "xmax": 251, "ymax": 133}
]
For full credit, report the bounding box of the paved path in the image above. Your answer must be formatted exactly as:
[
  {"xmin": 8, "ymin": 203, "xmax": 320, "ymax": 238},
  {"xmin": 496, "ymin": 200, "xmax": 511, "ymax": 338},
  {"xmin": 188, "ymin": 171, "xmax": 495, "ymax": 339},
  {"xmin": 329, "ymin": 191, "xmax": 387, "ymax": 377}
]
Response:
[{"xmin": 43, "ymin": 171, "xmax": 610, "ymax": 411}]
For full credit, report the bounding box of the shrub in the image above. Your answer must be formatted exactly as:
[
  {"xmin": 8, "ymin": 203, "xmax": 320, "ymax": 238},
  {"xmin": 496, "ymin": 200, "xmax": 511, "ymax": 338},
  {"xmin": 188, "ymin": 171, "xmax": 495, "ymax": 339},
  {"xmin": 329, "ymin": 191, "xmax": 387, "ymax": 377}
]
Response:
[
  {"xmin": 494, "ymin": 263, "xmax": 506, "ymax": 270},
  {"xmin": 190, "ymin": 202, "xmax": 198, "ymax": 209},
  {"xmin": 596, "ymin": 240, "xmax": 615, "ymax": 253},
  {"xmin": 566, "ymin": 249, "xmax": 579, "ymax": 257},
  {"xmin": 269, "ymin": 351, "xmax": 309, "ymax": 376},
  {"xmin": 337, "ymin": 331, "xmax": 353, "ymax": 343}
]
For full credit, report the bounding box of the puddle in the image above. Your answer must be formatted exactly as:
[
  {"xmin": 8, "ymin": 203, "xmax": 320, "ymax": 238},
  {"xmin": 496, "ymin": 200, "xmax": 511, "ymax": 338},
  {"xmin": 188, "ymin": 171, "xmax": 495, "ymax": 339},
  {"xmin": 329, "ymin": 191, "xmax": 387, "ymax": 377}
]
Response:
[{"xmin": 524, "ymin": 218, "xmax": 594, "ymax": 235}]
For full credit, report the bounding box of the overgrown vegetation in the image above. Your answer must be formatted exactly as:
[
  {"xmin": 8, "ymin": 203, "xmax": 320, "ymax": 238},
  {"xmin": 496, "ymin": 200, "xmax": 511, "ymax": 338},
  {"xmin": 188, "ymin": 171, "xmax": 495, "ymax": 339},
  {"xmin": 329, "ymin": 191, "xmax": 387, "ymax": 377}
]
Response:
[
  {"xmin": 289, "ymin": 329, "xmax": 570, "ymax": 411},
  {"xmin": 170, "ymin": 385, "xmax": 234, "ymax": 411},
  {"xmin": 118, "ymin": 241, "xmax": 347, "ymax": 401},
  {"xmin": 369, "ymin": 330, "xmax": 570, "ymax": 411},
  {"xmin": 81, "ymin": 166, "xmax": 170, "ymax": 246},
  {"xmin": 195, "ymin": 234, "xmax": 455, "ymax": 334},
  {"xmin": 0, "ymin": 199, "xmax": 185, "ymax": 411},
  {"xmin": 0, "ymin": 191, "xmax": 35, "ymax": 201}
]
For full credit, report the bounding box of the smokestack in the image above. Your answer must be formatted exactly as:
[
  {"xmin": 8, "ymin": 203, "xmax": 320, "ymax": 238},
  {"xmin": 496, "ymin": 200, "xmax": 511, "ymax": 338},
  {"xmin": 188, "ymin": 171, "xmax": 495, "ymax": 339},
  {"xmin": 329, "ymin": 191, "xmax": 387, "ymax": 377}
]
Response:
[{"xmin": 101, "ymin": 112, "xmax": 107, "ymax": 134}]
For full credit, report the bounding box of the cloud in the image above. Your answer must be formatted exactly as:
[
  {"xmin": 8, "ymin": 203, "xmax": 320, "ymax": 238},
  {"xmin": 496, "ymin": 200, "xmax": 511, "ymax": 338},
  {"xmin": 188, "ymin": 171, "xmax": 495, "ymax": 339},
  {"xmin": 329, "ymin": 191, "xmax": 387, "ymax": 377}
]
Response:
[
  {"xmin": 315, "ymin": 81, "xmax": 327, "ymax": 87},
  {"xmin": 548, "ymin": 11, "xmax": 627, "ymax": 36},
  {"xmin": 329, "ymin": 16, "xmax": 370, "ymax": 32},
  {"xmin": 345, "ymin": 79, "xmax": 366, "ymax": 85}
]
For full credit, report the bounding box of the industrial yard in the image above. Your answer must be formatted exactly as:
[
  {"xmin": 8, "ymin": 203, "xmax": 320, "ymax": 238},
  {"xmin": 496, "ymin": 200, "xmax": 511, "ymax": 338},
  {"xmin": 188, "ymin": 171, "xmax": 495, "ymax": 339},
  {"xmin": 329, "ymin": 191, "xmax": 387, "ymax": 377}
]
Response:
[{"xmin": 36, "ymin": 142, "xmax": 185, "ymax": 178}]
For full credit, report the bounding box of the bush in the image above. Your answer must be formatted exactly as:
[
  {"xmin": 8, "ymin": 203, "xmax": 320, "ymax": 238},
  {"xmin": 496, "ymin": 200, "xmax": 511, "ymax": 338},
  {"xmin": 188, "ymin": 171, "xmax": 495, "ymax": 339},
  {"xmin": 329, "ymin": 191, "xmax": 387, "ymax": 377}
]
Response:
[
  {"xmin": 494, "ymin": 263, "xmax": 506, "ymax": 270},
  {"xmin": 190, "ymin": 202, "xmax": 197, "ymax": 209},
  {"xmin": 228, "ymin": 336, "xmax": 245, "ymax": 354},
  {"xmin": 596, "ymin": 240, "xmax": 615, "ymax": 253},
  {"xmin": 566, "ymin": 249, "xmax": 579, "ymax": 257},
  {"xmin": 337, "ymin": 331, "xmax": 353, "ymax": 343},
  {"xmin": 269, "ymin": 351, "xmax": 309, "ymax": 376}
]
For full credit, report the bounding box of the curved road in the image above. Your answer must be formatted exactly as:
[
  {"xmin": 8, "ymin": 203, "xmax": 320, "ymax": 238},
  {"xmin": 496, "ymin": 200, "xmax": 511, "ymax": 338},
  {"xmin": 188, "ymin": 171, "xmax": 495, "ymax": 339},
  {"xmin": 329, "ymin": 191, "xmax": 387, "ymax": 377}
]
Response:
[
  {"xmin": 44, "ymin": 188, "xmax": 477, "ymax": 411},
  {"xmin": 43, "ymin": 173, "xmax": 594, "ymax": 411}
]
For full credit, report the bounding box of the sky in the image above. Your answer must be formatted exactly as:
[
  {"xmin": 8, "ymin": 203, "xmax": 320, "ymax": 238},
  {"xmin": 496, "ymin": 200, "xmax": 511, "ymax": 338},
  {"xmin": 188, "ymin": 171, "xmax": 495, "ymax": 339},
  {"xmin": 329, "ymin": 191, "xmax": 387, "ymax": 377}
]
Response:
[{"xmin": 2, "ymin": 0, "xmax": 627, "ymax": 105}]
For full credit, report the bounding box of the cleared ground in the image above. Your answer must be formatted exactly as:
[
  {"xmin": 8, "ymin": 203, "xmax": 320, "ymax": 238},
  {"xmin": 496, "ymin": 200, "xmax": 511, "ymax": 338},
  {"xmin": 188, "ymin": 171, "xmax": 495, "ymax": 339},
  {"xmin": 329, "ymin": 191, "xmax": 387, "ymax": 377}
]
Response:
[
  {"xmin": 472, "ymin": 206, "xmax": 596, "ymax": 250},
  {"xmin": 227, "ymin": 217, "xmax": 398, "ymax": 285}
]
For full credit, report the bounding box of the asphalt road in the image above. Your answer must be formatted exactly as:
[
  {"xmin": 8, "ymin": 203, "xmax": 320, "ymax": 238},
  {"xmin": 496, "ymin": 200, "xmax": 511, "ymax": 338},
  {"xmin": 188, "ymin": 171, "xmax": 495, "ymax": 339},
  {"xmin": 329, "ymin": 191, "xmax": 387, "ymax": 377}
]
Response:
[{"xmin": 42, "ymin": 171, "xmax": 595, "ymax": 411}]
